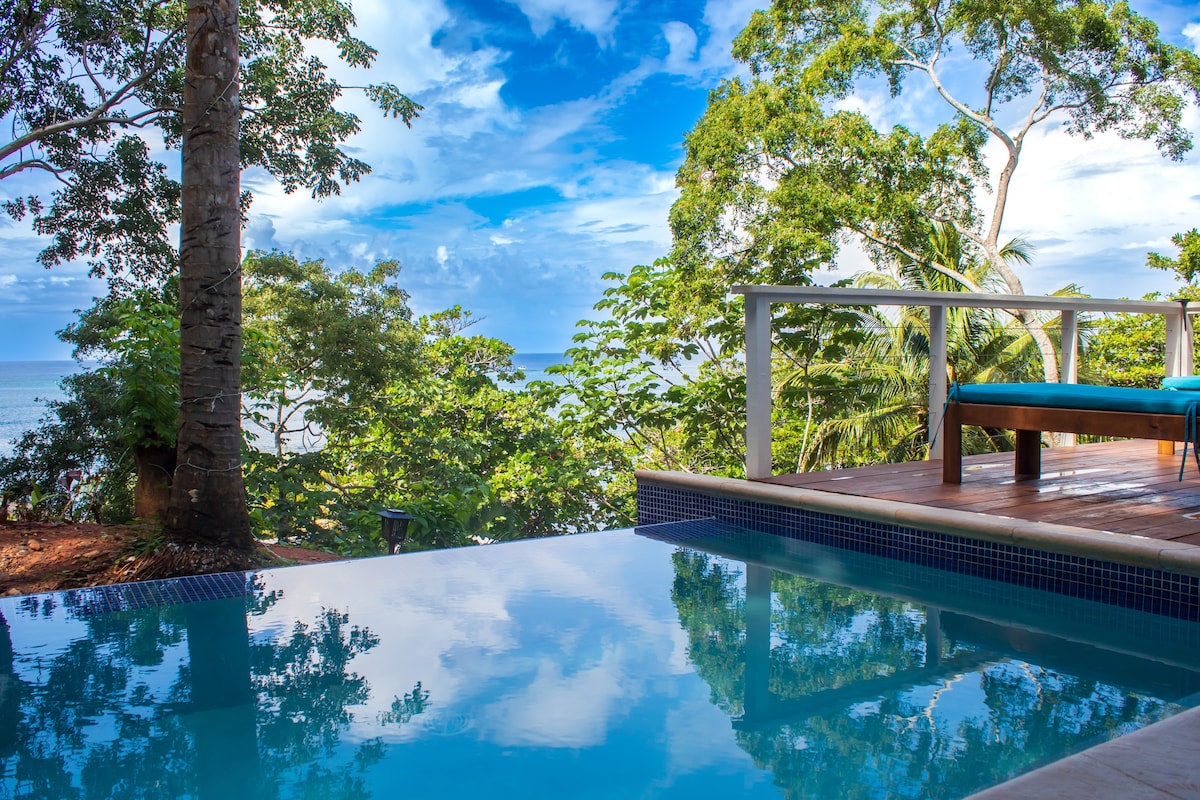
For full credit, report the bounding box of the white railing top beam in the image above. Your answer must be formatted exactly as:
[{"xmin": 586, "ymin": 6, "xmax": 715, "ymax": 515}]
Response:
[{"xmin": 732, "ymin": 285, "xmax": 1185, "ymax": 316}]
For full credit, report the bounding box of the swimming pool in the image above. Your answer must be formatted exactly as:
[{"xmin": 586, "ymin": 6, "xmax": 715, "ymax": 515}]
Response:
[{"xmin": 0, "ymin": 522, "xmax": 1196, "ymax": 799}]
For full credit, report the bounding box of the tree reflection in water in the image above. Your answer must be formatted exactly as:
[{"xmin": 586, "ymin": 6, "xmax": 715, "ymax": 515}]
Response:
[
  {"xmin": 0, "ymin": 537, "xmax": 1192, "ymax": 800},
  {"xmin": 670, "ymin": 549, "xmax": 1200, "ymax": 800},
  {"xmin": 0, "ymin": 581, "xmax": 427, "ymax": 799}
]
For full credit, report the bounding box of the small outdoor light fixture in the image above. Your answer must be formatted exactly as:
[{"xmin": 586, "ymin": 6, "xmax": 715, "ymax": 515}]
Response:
[{"xmin": 379, "ymin": 509, "xmax": 414, "ymax": 554}]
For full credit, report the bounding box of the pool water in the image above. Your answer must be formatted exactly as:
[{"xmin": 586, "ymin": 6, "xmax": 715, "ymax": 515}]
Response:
[{"xmin": 0, "ymin": 523, "xmax": 1196, "ymax": 799}]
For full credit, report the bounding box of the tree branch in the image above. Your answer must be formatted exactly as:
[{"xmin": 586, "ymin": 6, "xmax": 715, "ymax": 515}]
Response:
[
  {"xmin": 0, "ymin": 157, "xmax": 73, "ymax": 184},
  {"xmin": 0, "ymin": 24, "xmax": 184, "ymax": 166}
]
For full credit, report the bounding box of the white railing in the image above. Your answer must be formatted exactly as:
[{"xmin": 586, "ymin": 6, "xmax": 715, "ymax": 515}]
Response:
[{"xmin": 734, "ymin": 286, "xmax": 1194, "ymax": 479}]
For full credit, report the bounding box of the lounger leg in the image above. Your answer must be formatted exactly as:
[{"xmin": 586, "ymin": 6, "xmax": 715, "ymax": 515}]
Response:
[
  {"xmin": 1015, "ymin": 430, "xmax": 1041, "ymax": 479},
  {"xmin": 942, "ymin": 405, "xmax": 962, "ymax": 484},
  {"xmin": 1158, "ymin": 440, "xmax": 1177, "ymax": 456}
]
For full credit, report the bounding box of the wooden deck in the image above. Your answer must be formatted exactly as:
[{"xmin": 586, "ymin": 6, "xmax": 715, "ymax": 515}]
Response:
[{"xmin": 758, "ymin": 439, "xmax": 1200, "ymax": 547}]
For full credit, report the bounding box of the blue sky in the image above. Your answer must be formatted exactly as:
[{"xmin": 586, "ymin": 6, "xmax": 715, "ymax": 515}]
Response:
[{"xmin": 2, "ymin": 0, "xmax": 1200, "ymax": 360}]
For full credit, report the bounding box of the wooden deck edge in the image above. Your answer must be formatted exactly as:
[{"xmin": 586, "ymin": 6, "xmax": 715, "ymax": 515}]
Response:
[{"xmin": 634, "ymin": 470, "xmax": 1200, "ymax": 578}]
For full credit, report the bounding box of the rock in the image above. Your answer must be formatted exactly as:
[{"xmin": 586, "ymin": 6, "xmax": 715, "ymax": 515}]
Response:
[
  {"xmin": 4, "ymin": 588, "xmax": 20, "ymax": 596},
  {"xmin": 82, "ymin": 549, "xmax": 104, "ymax": 560},
  {"xmin": 26, "ymin": 539, "xmax": 42, "ymax": 551}
]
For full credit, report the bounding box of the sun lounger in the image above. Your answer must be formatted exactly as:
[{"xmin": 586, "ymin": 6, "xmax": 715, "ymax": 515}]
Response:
[{"xmin": 941, "ymin": 382, "xmax": 1200, "ymax": 483}]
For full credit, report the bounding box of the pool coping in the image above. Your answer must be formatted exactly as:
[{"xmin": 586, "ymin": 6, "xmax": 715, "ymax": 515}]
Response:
[
  {"xmin": 964, "ymin": 704, "xmax": 1200, "ymax": 799},
  {"xmin": 635, "ymin": 470, "xmax": 1200, "ymax": 578}
]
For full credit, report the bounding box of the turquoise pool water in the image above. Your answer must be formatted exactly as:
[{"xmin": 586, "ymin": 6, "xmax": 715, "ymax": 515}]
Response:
[{"xmin": 0, "ymin": 524, "xmax": 1197, "ymax": 799}]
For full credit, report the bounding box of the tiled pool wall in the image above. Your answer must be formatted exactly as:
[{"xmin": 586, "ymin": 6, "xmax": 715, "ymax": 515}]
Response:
[
  {"xmin": 0, "ymin": 570, "xmax": 257, "ymax": 618},
  {"xmin": 636, "ymin": 480, "xmax": 1200, "ymax": 622}
]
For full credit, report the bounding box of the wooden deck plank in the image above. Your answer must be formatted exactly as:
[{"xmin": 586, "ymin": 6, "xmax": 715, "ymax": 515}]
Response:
[{"xmin": 757, "ymin": 439, "xmax": 1200, "ymax": 544}]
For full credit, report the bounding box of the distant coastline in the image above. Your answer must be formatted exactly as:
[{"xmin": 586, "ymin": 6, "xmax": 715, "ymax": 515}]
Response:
[
  {"xmin": 0, "ymin": 355, "xmax": 566, "ymax": 457},
  {"xmin": 0, "ymin": 360, "xmax": 83, "ymax": 457}
]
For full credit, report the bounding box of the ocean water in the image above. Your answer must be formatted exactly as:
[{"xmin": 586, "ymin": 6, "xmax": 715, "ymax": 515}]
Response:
[
  {"xmin": 0, "ymin": 355, "xmax": 567, "ymax": 457},
  {"xmin": 501, "ymin": 352, "xmax": 567, "ymax": 388},
  {"xmin": 0, "ymin": 361, "xmax": 84, "ymax": 457}
]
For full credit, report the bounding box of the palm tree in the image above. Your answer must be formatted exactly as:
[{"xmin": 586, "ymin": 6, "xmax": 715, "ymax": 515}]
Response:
[{"xmin": 780, "ymin": 224, "xmax": 1054, "ymax": 470}]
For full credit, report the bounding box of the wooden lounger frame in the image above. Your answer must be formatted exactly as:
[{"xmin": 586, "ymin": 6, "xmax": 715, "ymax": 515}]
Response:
[{"xmin": 941, "ymin": 402, "xmax": 1184, "ymax": 484}]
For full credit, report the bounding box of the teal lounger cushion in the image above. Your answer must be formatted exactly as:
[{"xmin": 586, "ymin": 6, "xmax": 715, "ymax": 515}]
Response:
[
  {"xmin": 948, "ymin": 382, "xmax": 1200, "ymax": 415},
  {"xmin": 1163, "ymin": 376, "xmax": 1200, "ymax": 391},
  {"xmin": 947, "ymin": 382, "xmax": 1200, "ymax": 480}
]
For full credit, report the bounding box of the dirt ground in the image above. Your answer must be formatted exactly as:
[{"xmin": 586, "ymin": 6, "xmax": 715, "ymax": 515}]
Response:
[{"xmin": 0, "ymin": 520, "xmax": 346, "ymax": 596}]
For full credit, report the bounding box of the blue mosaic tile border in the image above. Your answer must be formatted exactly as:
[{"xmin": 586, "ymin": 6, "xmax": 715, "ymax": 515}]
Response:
[
  {"xmin": 636, "ymin": 480, "xmax": 1200, "ymax": 622},
  {"xmin": 636, "ymin": 519, "xmax": 1200, "ymax": 651},
  {"xmin": 0, "ymin": 570, "xmax": 256, "ymax": 617},
  {"xmin": 635, "ymin": 518, "xmax": 739, "ymax": 543}
]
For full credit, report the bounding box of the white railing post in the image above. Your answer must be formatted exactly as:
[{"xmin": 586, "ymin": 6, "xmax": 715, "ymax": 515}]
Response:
[
  {"xmin": 1060, "ymin": 310, "xmax": 1078, "ymax": 384},
  {"xmin": 1166, "ymin": 301, "xmax": 1193, "ymax": 377},
  {"xmin": 745, "ymin": 294, "xmax": 773, "ymax": 479},
  {"xmin": 1161, "ymin": 309, "xmax": 1180, "ymax": 379},
  {"xmin": 927, "ymin": 304, "xmax": 947, "ymax": 461},
  {"xmin": 1060, "ymin": 310, "xmax": 1078, "ymax": 446}
]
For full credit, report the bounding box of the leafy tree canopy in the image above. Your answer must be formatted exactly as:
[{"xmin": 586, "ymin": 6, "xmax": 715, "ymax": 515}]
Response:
[
  {"xmin": 0, "ymin": 251, "xmax": 625, "ymax": 553},
  {"xmin": 0, "ymin": 0, "xmax": 420, "ymax": 290},
  {"xmin": 737, "ymin": 0, "xmax": 1200, "ymax": 158},
  {"xmin": 672, "ymin": 0, "xmax": 1200, "ymax": 383},
  {"xmin": 1148, "ymin": 228, "xmax": 1200, "ymax": 286},
  {"xmin": 242, "ymin": 252, "xmax": 423, "ymax": 455}
]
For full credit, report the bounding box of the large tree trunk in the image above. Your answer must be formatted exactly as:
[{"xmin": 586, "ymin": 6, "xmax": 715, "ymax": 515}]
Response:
[
  {"xmin": 134, "ymin": 445, "xmax": 176, "ymax": 521},
  {"xmin": 164, "ymin": 0, "xmax": 252, "ymax": 550}
]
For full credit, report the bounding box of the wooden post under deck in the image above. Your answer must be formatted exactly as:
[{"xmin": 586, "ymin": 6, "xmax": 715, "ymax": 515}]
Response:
[{"xmin": 942, "ymin": 402, "xmax": 1187, "ymax": 483}]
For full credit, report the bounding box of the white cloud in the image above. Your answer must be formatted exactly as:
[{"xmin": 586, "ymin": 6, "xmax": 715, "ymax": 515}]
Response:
[
  {"xmin": 511, "ymin": 0, "xmax": 619, "ymax": 40},
  {"xmin": 1121, "ymin": 237, "xmax": 1177, "ymax": 251},
  {"xmin": 1184, "ymin": 22, "xmax": 1200, "ymax": 51},
  {"xmin": 824, "ymin": 117, "xmax": 1200, "ymax": 303},
  {"xmin": 328, "ymin": 0, "xmax": 462, "ymax": 93},
  {"xmin": 238, "ymin": 2, "xmax": 696, "ymax": 350},
  {"xmin": 696, "ymin": 0, "xmax": 762, "ymax": 74},
  {"xmin": 990, "ymin": 110, "xmax": 1200, "ymax": 299},
  {"xmin": 251, "ymin": 532, "xmax": 696, "ymax": 745},
  {"xmin": 446, "ymin": 80, "xmax": 507, "ymax": 113},
  {"xmin": 663, "ymin": 22, "xmax": 699, "ymax": 73},
  {"xmin": 483, "ymin": 654, "xmax": 628, "ymax": 747}
]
